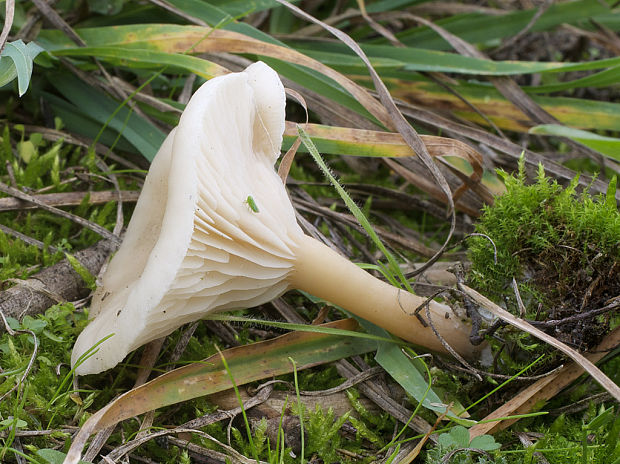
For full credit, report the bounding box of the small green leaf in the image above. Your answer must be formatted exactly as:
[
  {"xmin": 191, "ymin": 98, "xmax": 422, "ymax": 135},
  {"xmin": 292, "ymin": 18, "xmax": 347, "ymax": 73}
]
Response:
[
  {"xmin": 42, "ymin": 329, "xmax": 64, "ymax": 343},
  {"xmin": 0, "ymin": 418, "xmax": 28, "ymax": 429},
  {"xmin": 37, "ymin": 449, "xmax": 91, "ymax": 464},
  {"xmin": 5, "ymin": 316, "xmax": 21, "ymax": 330},
  {"xmin": 470, "ymin": 434, "xmax": 502, "ymax": 451},
  {"xmin": 0, "ymin": 40, "xmax": 45, "ymax": 96},
  {"xmin": 64, "ymin": 253, "xmax": 97, "ymax": 290},
  {"xmin": 583, "ymin": 406, "xmax": 614, "ymax": 431},
  {"xmin": 17, "ymin": 140, "xmax": 36, "ymax": 163},
  {"xmin": 438, "ymin": 431, "xmax": 457, "ymax": 448},
  {"xmin": 21, "ymin": 315, "xmax": 48, "ymax": 334},
  {"xmin": 449, "ymin": 425, "xmax": 471, "ymax": 448}
]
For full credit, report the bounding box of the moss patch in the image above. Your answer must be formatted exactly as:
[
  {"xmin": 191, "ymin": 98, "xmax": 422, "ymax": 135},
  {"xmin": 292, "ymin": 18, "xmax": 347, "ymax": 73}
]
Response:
[{"xmin": 467, "ymin": 158, "xmax": 619, "ymax": 364}]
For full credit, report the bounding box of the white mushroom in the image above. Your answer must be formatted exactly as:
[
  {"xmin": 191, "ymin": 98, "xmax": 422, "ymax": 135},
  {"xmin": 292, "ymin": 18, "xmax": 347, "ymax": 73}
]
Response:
[{"xmin": 72, "ymin": 62, "xmax": 476, "ymax": 375}]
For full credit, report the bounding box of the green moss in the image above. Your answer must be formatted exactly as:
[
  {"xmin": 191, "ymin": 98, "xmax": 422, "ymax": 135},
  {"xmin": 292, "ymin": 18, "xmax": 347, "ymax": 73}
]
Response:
[
  {"xmin": 0, "ymin": 303, "xmax": 92, "ymax": 447},
  {"xmin": 467, "ymin": 157, "xmax": 619, "ymax": 359}
]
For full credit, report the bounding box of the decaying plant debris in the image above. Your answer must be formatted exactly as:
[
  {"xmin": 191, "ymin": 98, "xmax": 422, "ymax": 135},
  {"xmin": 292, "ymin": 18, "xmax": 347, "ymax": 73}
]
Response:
[
  {"xmin": 0, "ymin": 239, "xmax": 117, "ymax": 328},
  {"xmin": 1, "ymin": 0, "xmax": 619, "ymax": 463}
]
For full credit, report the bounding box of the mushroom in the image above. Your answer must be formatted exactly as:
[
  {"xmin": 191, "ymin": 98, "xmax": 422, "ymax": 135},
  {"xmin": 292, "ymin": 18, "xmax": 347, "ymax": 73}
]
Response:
[{"xmin": 71, "ymin": 62, "xmax": 477, "ymax": 375}]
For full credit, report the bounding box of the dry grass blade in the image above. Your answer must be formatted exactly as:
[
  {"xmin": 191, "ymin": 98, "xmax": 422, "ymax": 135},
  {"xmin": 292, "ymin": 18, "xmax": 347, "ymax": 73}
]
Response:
[
  {"xmin": 62, "ymin": 319, "xmax": 375, "ymax": 464},
  {"xmin": 461, "ymin": 285, "xmax": 620, "ymax": 402},
  {"xmin": 278, "ymin": 89, "xmax": 309, "ymax": 182},
  {"xmin": 292, "ymin": 197, "xmax": 437, "ymax": 257},
  {"xmin": 469, "ymin": 326, "xmax": 620, "ymax": 438},
  {"xmin": 144, "ymin": 26, "xmax": 393, "ymax": 128},
  {"xmin": 356, "ymin": 0, "xmax": 404, "ymax": 47},
  {"xmin": 275, "ymin": 0, "xmax": 456, "ymax": 276},
  {"xmin": 0, "ymin": 190, "xmax": 140, "ymax": 212},
  {"xmin": 0, "ymin": 223, "xmax": 58, "ymax": 252},
  {"xmin": 283, "ymin": 122, "xmax": 484, "ymax": 167},
  {"xmin": 403, "ymin": 11, "xmax": 607, "ymax": 164},
  {"xmin": 384, "ymin": 158, "xmax": 484, "ymax": 217},
  {"xmin": 395, "ymin": 100, "xmax": 616, "ymax": 200},
  {"xmin": 0, "ymin": 182, "xmax": 121, "ymax": 244},
  {"xmin": 284, "ymin": 121, "xmax": 493, "ymax": 209}
]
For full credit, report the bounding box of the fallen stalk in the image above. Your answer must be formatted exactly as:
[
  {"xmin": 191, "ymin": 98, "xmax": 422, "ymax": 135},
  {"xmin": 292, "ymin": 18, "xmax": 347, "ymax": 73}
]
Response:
[
  {"xmin": 0, "ymin": 189, "xmax": 140, "ymax": 212},
  {"xmin": 460, "ymin": 285, "xmax": 620, "ymax": 402},
  {"xmin": 0, "ymin": 239, "xmax": 117, "ymax": 331}
]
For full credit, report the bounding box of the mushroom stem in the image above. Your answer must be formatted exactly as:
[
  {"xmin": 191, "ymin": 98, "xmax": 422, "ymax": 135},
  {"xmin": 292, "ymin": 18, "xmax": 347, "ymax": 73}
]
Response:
[{"xmin": 289, "ymin": 235, "xmax": 475, "ymax": 357}]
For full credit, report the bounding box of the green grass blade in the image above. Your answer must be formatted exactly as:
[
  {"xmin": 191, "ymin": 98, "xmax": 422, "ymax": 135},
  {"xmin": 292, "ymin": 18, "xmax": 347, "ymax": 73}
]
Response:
[
  {"xmin": 298, "ymin": 125, "xmax": 411, "ymax": 291},
  {"xmin": 290, "ymin": 42, "xmax": 620, "ymax": 76},
  {"xmin": 359, "ymin": 318, "xmax": 471, "ymax": 423},
  {"xmin": 390, "ymin": 0, "xmax": 613, "ymax": 50},
  {"xmin": 207, "ymin": 314, "xmax": 400, "ymax": 345},
  {"xmin": 52, "ymin": 46, "xmax": 228, "ymax": 79},
  {"xmin": 530, "ymin": 124, "xmax": 620, "ymax": 162},
  {"xmin": 48, "ymin": 74, "xmax": 166, "ymax": 160}
]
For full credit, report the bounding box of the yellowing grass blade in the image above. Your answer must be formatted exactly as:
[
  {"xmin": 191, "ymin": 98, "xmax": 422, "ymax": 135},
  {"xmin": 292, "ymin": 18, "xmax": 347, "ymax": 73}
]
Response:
[
  {"xmin": 381, "ymin": 78, "xmax": 620, "ymax": 133},
  {"xmin": 63, "ymin": 319, "xmax": 376, "ymax": 464},
  {"xmin": 284, "ymin": 122, "xmax": 482, "ymax": 163},
  {"xmin": 284, "ymin": 122, "xmax": 501, "ymax": 201},
  {"xmin": 41, "ymin": 24, "xmax": 393, "ymax": 130}
]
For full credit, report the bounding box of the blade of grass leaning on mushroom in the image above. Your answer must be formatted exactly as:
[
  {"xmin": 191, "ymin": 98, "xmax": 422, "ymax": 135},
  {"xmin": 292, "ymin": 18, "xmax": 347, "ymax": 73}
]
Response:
[{"xmin": 71, "ymin": 62, "xmax": 479, "ymax": 375}]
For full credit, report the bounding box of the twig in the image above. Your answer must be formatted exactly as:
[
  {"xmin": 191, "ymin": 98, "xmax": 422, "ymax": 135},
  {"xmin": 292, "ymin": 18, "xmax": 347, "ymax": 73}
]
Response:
[
  {"xmin": 166, "ymin": 437, "xmax": 232, "ymax": 464},
  {"xmin": 0, "ymin": 0, "xmax": 15, "ymax": 53},
  {"xmin": 528, "ymin": 299, "xmax": 619, "ymax": 328},
  {"xmin": 93, "ymin": 156, "xmax": 125, "ymax": 236},
  {"xmin": 0, "ymin": 190, "xmax": 140, "ymax": 212},
  {"xmin": 0, "ymin": 428, "xmax": 77, "ymax": 438},
  {"xmin": 0, "ymin": 182, "xmax": 120, "ymax": 244},
  {"xmin": 181, "ymin": 384, "xmax": 274, "ymax": 430},
  {"xmin": 549, "ymin": 392, "xmax": 612, "ymax": 415},
  {"xmin": 439, "ymin": 359, "xmax": 564, "ymax": 381},
  {"xmin": 515, "ymin": 432, "xmax": 551, "ymax": 464},
  {"xmin": 29, "ymin": 0, "xmax": 85, "ymax": 46},
  {"xmin": 0, "ymin": 223, "xmax": 58, "ymax": 252},
  {"xmin": 423, "ymin": 299, "xmax": 482, "ymax": 381},
  {"xmin": 336, "ymin": 359, "xmax": 435, "ymax": 439},
  {"xmin": 512, "ymin": 277, "xmax": 527, "ymax": 318},
  {"xmin": 493, "ymin": 0, "xmax": 554, "ymax": 55},
  {"xmin": 461, "ymin": 285, "xmax": 620, "ymax": 402},
  {"xmin": 297, "ymin": 365, "xmax": 384, "ymax": 396},
  {"xmin": 105, "ymin": 427, "xmax": 266, "ymax": 464}
]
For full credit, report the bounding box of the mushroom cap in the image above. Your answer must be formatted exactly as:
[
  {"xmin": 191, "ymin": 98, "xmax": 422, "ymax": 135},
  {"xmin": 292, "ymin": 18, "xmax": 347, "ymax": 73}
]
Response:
[{"xmin": 72, "ymin": 62, "xmax": 305, "ymax": 375}]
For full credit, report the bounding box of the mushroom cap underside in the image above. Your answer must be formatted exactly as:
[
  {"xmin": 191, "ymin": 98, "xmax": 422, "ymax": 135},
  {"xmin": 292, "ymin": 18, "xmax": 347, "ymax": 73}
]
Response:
[{"xmin": 72, "ymin": 62, "xmax": 305, "ymax": 375}]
